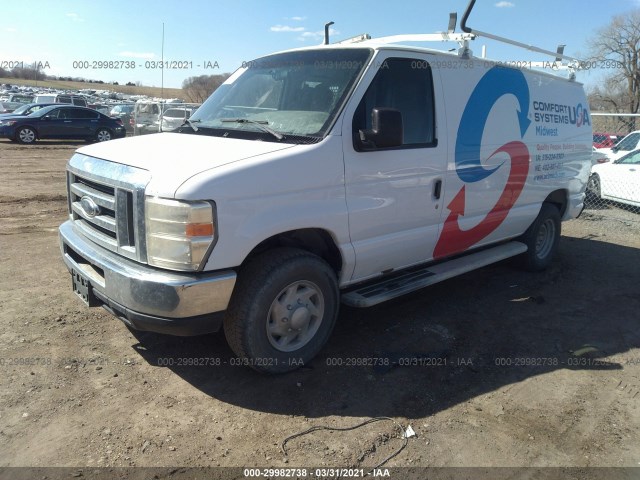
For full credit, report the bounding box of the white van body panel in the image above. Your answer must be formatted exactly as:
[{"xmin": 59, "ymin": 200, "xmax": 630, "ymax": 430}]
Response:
[
  {"xmin": 434, "ymin": 59, "xmax": 592, "ymax": 258},
  {"xmin": 339, "ymin": 50, "xmax": 449, "ymax": 282},
  {"xmin": 175, "ymin": 136, "xmax": 356, "ymax": 282},
  {"xmin": 76, "ymin": 133, "xmax": 297, "ymax": 198}
]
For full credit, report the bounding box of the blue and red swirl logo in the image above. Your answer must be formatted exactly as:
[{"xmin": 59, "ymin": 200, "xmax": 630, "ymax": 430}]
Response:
[{"xmin": 434, "ymin": 66, "xmax": 531, "ymax": 258}]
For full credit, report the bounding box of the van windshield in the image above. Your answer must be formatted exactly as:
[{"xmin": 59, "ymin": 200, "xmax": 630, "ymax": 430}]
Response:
[{"xmin": 188, "ymin": 48, "xmax": 372, "ymax": 141}]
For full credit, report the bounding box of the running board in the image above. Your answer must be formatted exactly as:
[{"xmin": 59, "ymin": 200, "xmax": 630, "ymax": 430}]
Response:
[{"xmin": 341, "ymin": 241, "xmax": 527, "ymax": 308}]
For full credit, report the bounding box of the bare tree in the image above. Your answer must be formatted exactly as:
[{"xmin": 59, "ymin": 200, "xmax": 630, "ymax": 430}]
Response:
[
  {"xmin": 182, "ymin": 74, "xmax": 231, "ymax": 103},
  {"xmin": 589, "ymin": 9, "xmax": 640, "ymax": 132}
]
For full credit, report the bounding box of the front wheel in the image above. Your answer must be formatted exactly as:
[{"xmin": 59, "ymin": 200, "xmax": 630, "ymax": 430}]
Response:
[
  {"xmin": 16, "ymin": 127, "xmax": 36, "ymax": 144},
  {"xmin": 224, "ymin": 248, "xmax": 339, "ymax": 373},
  {"xmin": 95, "ymin": 128, "xmax": 112, "ymax": 142},
  {"xmin": 517, "ymin": 203, "xmax": 561, "ymax": 272}
]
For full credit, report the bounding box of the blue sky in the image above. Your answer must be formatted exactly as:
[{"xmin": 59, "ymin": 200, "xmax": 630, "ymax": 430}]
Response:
[{"xmin": 1, "ymin": 0, "xmax": 639, "ymax": 90}]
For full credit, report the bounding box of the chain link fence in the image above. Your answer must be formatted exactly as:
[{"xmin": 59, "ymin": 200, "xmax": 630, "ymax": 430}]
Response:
[{"xmin": 584, "ymin": 113, "xmax": 640, "ymax": 222}]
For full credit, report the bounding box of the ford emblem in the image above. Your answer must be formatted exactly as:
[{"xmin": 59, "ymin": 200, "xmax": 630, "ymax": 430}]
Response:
[{"xmin": 80, "ymin": 196, "xmax": 101, "ymax": 218}]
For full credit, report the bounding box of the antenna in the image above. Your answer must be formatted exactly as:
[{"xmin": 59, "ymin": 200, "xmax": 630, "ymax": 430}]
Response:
[
  {"xmin": 161, "ymin": 22, "xmax": 164, "ymax": 100},
  {"xmin": 324, "ymin": 21, "xmax": 334, "ymax": 45}
]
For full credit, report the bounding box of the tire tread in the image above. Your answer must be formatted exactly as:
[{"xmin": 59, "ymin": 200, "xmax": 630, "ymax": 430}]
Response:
[{"xmin": 517, "ymin": 203, "xmax": 561, "ymax": 272}]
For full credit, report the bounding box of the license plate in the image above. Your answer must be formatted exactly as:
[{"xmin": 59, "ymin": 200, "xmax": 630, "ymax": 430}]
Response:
[{"xmin": 71, "ymin": 268, "xmax": 97, "ymax": 307}]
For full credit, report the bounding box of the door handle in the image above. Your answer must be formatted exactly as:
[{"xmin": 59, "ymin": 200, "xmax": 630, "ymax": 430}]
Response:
[
  {"xmin": 64, "ymin": 120, "xmax": 72, "ymax": 123},
  {"xmin": 433, "ymin": 179, "xmax": 442, "ymax": 199}
]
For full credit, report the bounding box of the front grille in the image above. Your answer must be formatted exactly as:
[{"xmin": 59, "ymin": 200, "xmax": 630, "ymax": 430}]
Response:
[{"xmin": 67, "ymin": 154, "xmax": 151, "ymax": 263}]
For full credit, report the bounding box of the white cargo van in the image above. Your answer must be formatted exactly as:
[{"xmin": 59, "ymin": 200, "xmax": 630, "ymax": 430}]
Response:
[{"xmin": 59, "ymin": 5, "xmax": 592, "ymax": 372}]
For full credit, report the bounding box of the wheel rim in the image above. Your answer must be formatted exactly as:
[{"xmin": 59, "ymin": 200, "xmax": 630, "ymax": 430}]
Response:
[
  {"xmin": 19, "ymin": 128, "xmax": 35, "ymax": 143},
  {"xmin": 266, "ymin": 280, "xmax": 325, "ymax": 352},
  {"xmin": 535, "ymin": 219, "xmax": 556, "ymax": 260},
  {"xmin": 587, "ymin": 176, "xmax": 600, "ymax": 196},
  {"xmin": 97, "ymin": 130, "xmax": 111, "ymax": 142}
]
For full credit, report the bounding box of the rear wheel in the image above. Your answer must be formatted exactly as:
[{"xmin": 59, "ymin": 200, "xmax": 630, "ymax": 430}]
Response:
[
  {"xmin": 517, "ymin": 203, "xmax": 561, "ymax": 272},
  {"xmin": 16, "ymin": 127, "xmax": 36, "ymax": 144},
  {"xmin": 95, "ymin": 128, "xmax": 112, "ymax": 142},
  {"xmin": 224, "ymin": 248, "xmax": 339, "ymax": 373}
]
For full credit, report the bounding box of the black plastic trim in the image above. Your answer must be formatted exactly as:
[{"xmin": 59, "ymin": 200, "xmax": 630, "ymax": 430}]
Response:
[{"xmin": 93, "ymin": 290, "xmax": 224, "ymax": 336}]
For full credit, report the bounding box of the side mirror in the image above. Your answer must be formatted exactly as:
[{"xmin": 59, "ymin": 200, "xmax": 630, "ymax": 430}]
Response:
[
  {"xmin": 359, "ymin": 107, "xmax": 403, "ymax": 149},
  {"xmin": 611, "ymin": 145, "xmax": 619, "ymax": 153}
]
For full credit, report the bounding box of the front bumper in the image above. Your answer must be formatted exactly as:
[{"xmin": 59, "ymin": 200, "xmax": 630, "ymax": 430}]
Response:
[
  {"xmin": 59, "ymin": 220, "xmax": 236, "ymax": 336},
  {"xmin": 0, "ymin": 126, "xmax": 15, "ymax": 139}
]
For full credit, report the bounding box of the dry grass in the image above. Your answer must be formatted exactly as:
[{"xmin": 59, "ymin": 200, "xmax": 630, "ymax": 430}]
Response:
[{"xmin": 0, "ymin": 77, "xmax": 184, "ymax": 99}]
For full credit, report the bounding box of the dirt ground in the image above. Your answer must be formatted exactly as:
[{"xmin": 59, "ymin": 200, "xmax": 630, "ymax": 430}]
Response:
[{"xmin": 0, "ymin": 140, "xmax": 639, "ymax": 478}]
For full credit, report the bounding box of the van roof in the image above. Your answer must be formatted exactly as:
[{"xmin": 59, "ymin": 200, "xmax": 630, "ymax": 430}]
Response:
[{"xmin": 264, "ymin": 38, "xmax": 583, "ymax": 85}]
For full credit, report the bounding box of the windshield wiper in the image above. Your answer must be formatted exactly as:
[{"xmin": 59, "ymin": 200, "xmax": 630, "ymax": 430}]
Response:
[
  {"xmin": 184, "ymin": 118, "xmax": 200, "ymax": 132},
  {"xmin": 221, "ymin": 118, "xmax": 284, "ymax": 141}
]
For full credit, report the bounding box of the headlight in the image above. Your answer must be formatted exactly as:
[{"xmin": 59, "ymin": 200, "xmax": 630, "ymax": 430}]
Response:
[
  {"xmin": 145, "ymin": 197, "xmax": 216, "ymax": 271},
  {"xmin": 0, "ymin": 120, "xmax": 17, "ymax": 126}
]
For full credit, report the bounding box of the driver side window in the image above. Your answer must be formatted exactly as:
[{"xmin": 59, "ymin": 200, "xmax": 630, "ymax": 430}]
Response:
[{"xmin": 353, "ymin": 57, "xmax": 437, "ymax": 150}]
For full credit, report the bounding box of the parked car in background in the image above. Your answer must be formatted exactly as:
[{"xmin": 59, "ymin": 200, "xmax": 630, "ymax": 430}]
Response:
[
  {"xmin": 596, "ymin": 130, "xmax": 640, "ymax": 162},
  {"xmin": 109, "ymin": 104, "xmax": 135, "ymax": 134},
  {"xmin": 33, "ymin": 93, "xmax": 88, "ymax": 107},
  {"xmin": 93, "ymin": 105, "xmax": 112, "ymax": 115},
  {"xmin": 160, "ymin": 107, "xmax": 196, "ymax": 132},
  {"xmin": 0, "ymin": 93, "xmax": 35, "ymax": 113},
  {"xmin": 0, "ymin": 105, "xmax": 126, "ymax": 144},
  {"xmin": 591, "ymin": 147, "xmax": 609, "ymax": 166},
  {"xmin": 592, "ymin": 132, "xmax": 619, "ymax": 149},
  {"xmin": 588, "ymin": 149, "xmax": 640, "ymax": 208},
  {"xmin": 133, "ymin": 101, "xmax": 161, "ymax": 135},
  {"xmin": 0, "ymin": 103, "xmax": 56, "ymax": 119},
  {"xmin": 132, "ymin": 100, "xmax": 189, "ymax": 135}
]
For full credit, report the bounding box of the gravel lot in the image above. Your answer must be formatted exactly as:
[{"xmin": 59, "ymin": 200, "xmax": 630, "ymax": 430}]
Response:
[{"xmin": 0, "ymin": 140, "xmax": 638, "ymax": 479}]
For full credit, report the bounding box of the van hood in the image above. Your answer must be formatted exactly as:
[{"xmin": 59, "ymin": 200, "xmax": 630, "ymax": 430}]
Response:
[{"xmin": 76, "ymin": 132, "xmax": 297, "ymax": 196}]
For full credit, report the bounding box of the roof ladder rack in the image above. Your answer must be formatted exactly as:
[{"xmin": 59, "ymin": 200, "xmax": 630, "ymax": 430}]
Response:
[
  {"xmin": 459, "ymin": 0, "xmax": 583, "ymax": 79},
  {"xmin": 344, "ymin": 0, "xmax": 585, "ymax": 80}
]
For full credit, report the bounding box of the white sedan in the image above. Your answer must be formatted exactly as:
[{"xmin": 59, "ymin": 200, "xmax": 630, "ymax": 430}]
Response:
[{"xmin": 588, "ymin": 149, "xmax": 640, "ymax": 208}]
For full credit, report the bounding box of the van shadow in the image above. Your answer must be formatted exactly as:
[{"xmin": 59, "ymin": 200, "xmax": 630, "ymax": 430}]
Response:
[{"xmin": 129, "ymin": 236, "xmax": 640, "ymax": 419}]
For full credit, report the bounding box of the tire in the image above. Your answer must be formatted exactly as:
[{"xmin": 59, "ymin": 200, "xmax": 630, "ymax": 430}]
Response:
[
  {"xmin": 517, "ymin": 203, "xmax": 561, "ymax": 272},
  {"xmin": 95, "ymin": 128, "xmax": 112, "ymax": 142},
  {"xmin": 586, "ymin": 174, "xmax": 601, "ymax": 200},
  {"xmin": 224, "ymin": 248, "xmax": 339, "ymax": 374},
  {"xmin": 16, "ymin": 127, "xmax": 36, "ymax": 144}
]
